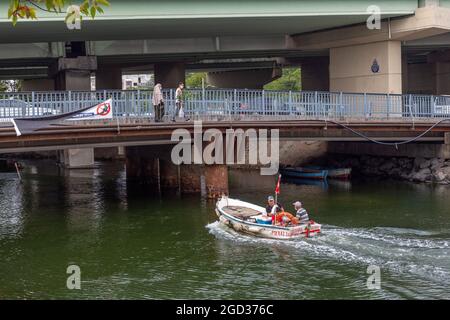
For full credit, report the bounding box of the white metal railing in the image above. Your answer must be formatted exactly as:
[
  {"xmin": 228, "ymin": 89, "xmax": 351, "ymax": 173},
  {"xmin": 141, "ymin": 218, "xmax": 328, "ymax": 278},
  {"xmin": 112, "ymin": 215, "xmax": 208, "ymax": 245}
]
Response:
[{"xmin": 1, "ymin": 89, "xmax": 450, "ymax": 121}]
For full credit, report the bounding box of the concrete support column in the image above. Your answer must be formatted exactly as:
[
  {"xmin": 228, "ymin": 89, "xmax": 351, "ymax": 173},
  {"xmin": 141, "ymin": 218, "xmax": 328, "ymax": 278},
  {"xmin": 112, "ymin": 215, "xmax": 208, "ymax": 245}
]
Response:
[
  {"xmin": 179, "ymin": 164, "xmax": 202, "ymax": 194},
  {"xmin": 154, "ymin": 62, "xmax": 185, "ymax": 88},
  {"xmin": 94, "ymin": 147, "xmax": 125, "ymax": 160},
  {"xmin": 51, "ymin": 56, "xmax": 97, "ymax": 91},
  {"xmin": 159, "ymin": 159, "xmax": 180, "ymax": 190},
  {"xmin": 203, "ymin": 165, "xmax": 229, "ymax": 199},
  {"xmin": 125, "ymin": 146, "xmax": 160, "ymax": 186},
  {"xmin": 405, "ymin": 62, "xmax": 435, "ymax": 94},
  {"xmin": 435, "ymin": 62, "xmax": 450, "ymax": 95},
  {"xmin": 96, "ymin": 67, "xmax": 122, "ymax": 90},
  {"xmin": 179, "ymin": 164, "xmax": 228, "ymax": 198},
  {"xmin": 207, "ymin": 67, "xmax": 282, "ymax": 89},
  {"xmin": 21, "ymin": 79, "xmax": 55, "ymax": 91},
  {"xmin": 59, "ymin": 148, "xmax": 94, "ymax": 169},
  {"xmin": 330, "ymin": 41, "xmax": 402, "ymax": 94},
  {"xmin": 125, "ymin": 146, "xmax": 228, "ymax": 198},
  {"xmin": 404, "ymin": 61, "xmax": 450, "ymax": 95},
  {"xmin": 301, "ymin": 57, "xmax": 329, "ymax": 91}
]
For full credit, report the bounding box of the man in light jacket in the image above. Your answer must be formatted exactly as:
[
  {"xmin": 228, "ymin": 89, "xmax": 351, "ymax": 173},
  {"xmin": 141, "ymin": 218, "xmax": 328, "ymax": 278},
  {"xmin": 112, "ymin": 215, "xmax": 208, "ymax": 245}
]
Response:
[{"xmin": 152, "ymin": 83, "xmax": 164, "ymax": 122}]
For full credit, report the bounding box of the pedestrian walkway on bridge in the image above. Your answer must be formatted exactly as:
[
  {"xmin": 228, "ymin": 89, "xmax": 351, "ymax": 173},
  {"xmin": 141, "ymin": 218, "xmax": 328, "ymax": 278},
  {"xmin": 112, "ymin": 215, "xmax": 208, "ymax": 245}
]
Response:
[{"xmin": 1, "ymin": 89, "xmax": 450, "ymax": 122}]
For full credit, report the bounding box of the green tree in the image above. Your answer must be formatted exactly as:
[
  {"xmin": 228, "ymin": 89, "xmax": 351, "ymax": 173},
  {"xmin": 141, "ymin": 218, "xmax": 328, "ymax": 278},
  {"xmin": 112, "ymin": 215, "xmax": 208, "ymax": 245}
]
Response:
[
  {"xmin": 0, "ymin": 80, "xmax": 22, "ymax": 92},
  {"xmin": 8, "ymin": 0, "xmax": 109, "ymax": 26},
  {"xmin": 264, "ymin": 68, "xmax": 301, "ymax": 91},
  {"xmin": 0, "ymin": 81, "xmax": 8, "ymax": 92},
  {"xmin": 185, "ymin": 72, "xmax": 208, "ymax": 89}
]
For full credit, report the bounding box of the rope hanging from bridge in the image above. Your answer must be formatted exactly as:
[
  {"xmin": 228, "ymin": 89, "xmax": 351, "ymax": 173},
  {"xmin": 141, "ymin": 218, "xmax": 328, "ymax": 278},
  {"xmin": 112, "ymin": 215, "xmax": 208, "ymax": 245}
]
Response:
[{"xmin": 324, "ymin": 118, "xmax": 450, "ymax": 149}]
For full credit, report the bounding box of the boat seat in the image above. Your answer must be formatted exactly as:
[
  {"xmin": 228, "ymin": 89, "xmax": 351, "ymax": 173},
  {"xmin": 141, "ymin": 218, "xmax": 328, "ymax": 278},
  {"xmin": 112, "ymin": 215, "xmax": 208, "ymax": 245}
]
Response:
[{"xmin": 222, "ymin": 206, "xmax": 261, "ymax": 218}]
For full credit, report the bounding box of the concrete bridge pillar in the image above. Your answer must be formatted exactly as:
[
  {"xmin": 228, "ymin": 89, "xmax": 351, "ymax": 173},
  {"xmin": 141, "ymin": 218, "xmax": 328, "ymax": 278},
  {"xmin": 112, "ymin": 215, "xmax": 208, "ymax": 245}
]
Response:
[
  {"xmin": 140, "ymin": 160, "xmax": 228, "ymax": 198},
  {"xmin": 403, "ymin": 61, "xmax": 450, "ymax": 95},
  {"xmin": 96, "ymin": 67, "xmax": 122, "ymax": 90},
  {"xmin": 203, "ymin": 164, "xmax": 229, "ymax": 199},
  {"xmin": 207, "ymin": 67, "xmax": 282, "ymax": 89},
  {"xmin": 58, "ymin": 148, "xmax": 95, "ymax": 169},
  {"xmin": 51, "ymin": 56, "xmax": 97, "ymax": 91},
  {"xmin": 435, "ymin": 62, "xmax": 450, "ymax": 95},
  {"xmin": 301, "ymin": 57, "xmax": 329, "ymax": 91},
  {"xmin": 125, "ymin": 146, "xmax": 160, "ymax": 186},
  {"xmin": 159, "ymin": 159, "xmax": 180, "ymax": 190},
  {"xmin": 154, "ymin": 62, "xmax": 185, "ymax": 88},
  {"xmin": 125, "ymin": 146, "xmax": 228, "ymax": 198},
  {"xmin": 330, "ymin": 40, "xmax": 402, "ymax": 94}
]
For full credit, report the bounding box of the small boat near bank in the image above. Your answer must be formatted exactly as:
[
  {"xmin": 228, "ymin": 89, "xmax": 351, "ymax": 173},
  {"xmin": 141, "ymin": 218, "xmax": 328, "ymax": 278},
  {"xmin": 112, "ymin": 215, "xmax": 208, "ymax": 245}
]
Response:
[
  {"xmin": 280, "ymin": 166, "xmax": 352, "ymax": 180},
  {"xmin": 280, "ymin": 167, "xmax": 328, "ymax": 180},
  {"xmin": 215, "ymin": 196, "xmax": 321, "ymax": 240},
  {"xmin": 307, "ymin": 166, "xmax": 352, "ymax": 180}
]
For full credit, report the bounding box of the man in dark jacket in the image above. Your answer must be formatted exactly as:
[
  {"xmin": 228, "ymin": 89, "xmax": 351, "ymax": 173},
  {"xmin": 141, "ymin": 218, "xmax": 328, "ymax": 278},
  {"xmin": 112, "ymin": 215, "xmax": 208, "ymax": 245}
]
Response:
[{"xmin": 265, "ymin": 195, "xmax": 284, "ymax": 215}]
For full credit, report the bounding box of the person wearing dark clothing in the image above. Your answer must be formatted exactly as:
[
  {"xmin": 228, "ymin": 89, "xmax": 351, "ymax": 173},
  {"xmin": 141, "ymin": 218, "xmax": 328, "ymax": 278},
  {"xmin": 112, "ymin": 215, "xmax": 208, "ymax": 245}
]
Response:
[{"xmin": 265, "ymin": 195, "xmax": 284, "ymax": 215}]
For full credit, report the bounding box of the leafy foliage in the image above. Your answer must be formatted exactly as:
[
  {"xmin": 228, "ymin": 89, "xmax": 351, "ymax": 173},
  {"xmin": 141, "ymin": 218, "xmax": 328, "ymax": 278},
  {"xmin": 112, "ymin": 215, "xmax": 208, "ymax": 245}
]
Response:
[
  {"xmin": 8, "ymin": 0, "xmax": 110, "ymax": 25},
  {"xmin": 264, "ymin": 68, "xmax": 301, "ymax": 91},
  {"xmin": 185, "ymin": 72, "xmax": 207, "ymax": 89},
  {"xmin": 0, "ymin": 81, "xmax": 8, "ymax": 92},
  {"xmin": 0, "ymin": 80, "xmax": 22, "ymax": 92}
]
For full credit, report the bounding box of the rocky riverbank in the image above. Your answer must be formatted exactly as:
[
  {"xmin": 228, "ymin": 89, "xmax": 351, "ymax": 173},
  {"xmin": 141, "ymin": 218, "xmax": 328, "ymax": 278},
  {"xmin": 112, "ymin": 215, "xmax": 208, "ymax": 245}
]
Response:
[{"xmin": 328, "ymin": 154, "xmax": 450, "ymax": 184}]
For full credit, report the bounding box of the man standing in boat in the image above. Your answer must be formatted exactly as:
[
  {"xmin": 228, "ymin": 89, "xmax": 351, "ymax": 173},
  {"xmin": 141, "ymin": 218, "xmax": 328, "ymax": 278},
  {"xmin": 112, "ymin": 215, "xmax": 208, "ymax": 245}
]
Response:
[{"xmin": 265, "ymin": 196, "xmax": 284, "ymax": 216}]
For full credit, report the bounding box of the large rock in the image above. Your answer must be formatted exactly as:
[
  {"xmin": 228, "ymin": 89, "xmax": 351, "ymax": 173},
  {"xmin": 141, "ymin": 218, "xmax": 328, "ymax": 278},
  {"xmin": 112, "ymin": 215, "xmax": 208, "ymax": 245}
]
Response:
[
  {"xmin": 414, "ymin": 157, "xmax": 426, "ymax": 169},
  {"xmin": 412, "ymin": 168, "xmax": 432, "ymax": 182},
  {"xmin": 430, "ymin": 158, "xmax": 444, "ymax": 171},
  {"xmin": 433, "ymin": 166, "xmax": 450, "ymax": 182},
  {"xmin": 434, "ymin": 170, "xmax": 447, "ymax": 182},
  {"xmin": 419, "ymin": 159, "xmax": 432, "ymax": 169},
  {"xmin": 379, "ymin": 160, "xmax": 395, "ymax": 172}
]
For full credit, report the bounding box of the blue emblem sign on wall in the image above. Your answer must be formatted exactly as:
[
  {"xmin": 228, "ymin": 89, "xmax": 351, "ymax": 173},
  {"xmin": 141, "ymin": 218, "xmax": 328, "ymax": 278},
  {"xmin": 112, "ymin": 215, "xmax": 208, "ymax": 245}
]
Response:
[{"xmin": 371, "ymin": 59, "xmax": 380, "ymax": 73}]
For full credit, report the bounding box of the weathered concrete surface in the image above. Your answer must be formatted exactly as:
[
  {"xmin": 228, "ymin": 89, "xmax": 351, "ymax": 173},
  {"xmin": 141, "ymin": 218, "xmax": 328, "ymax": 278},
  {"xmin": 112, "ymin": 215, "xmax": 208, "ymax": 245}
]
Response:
[
  {"xmin": 59, "ymin": 148, "xmax": 95, "ymax": 169},
  {"xmin": 154, "ymin": 62, "xmax": 185, "ymax": 88},
  {"xmin": 94, "ymin": 147, "xmax": 125, "ymax": 161},
  {"xmin": 159, "ymin": 159, "xmax": 179, "ymax": 189},
  {"xmin": 329, "ymin": 141, "xmax": 450, "ymax": 159},
  {"xmin": 279, "ymin": 141, "xmax": 327, "ymax": 166},
  {"xmin": 125, "ymin": 145, "xmax": 228, "ymax": 197},
  {"xmin": 125, "ymin": 146, "xmax": 160, "ymax": 185},
  {"xmin": 204, "ymin": 164, "xmax": 229, "ymax": 198},
  {"xmin": 180, "ymin": 164, "xmax": 202, "ymax": 194},
  {"xmin": 301, "ymin": 57, "xmax": 330, "ymax": 91}
]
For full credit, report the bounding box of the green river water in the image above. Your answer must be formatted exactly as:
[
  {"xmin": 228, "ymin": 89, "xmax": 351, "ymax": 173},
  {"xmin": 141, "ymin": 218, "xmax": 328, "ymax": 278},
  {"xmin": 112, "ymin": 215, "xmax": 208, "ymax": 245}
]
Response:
[{"xmin": 0, "ymin": 160, "xmax": 449, "ymax": 299}]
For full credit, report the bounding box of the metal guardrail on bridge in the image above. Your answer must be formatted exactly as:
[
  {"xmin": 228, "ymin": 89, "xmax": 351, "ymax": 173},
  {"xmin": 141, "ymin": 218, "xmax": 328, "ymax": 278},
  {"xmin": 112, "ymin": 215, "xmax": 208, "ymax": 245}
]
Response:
[{"xmin": 1, "ymin": 89, "xmax": 450, "ymax": 121}]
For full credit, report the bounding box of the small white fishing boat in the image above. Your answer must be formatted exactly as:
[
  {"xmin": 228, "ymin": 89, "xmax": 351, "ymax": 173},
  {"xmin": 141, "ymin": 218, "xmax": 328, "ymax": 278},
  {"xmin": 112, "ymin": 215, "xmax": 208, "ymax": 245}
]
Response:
[{"xmin": 215, "ymin": 196, "xmax": 321, "ymax": 239}]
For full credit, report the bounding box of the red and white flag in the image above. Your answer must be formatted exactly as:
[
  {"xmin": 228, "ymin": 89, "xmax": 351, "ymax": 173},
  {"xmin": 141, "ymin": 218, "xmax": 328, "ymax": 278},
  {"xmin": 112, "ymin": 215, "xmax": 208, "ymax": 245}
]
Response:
[{"xmin": 275, "ymin": 174, "xmax": 281, "ymax": 195}]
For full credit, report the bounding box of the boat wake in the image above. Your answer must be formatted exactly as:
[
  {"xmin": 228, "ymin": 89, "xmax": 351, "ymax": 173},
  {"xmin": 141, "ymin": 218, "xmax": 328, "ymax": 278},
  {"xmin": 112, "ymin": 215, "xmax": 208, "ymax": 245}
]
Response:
[{"xmin": 206, "ymin": 221, "xmax": 450, "ymax": 289}]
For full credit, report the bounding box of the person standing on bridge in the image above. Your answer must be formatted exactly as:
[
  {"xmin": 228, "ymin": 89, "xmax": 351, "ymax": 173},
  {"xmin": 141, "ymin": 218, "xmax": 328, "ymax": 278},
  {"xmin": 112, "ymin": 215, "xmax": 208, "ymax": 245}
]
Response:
[
  {"xmin": 153, "ymin": 83, "xmax": 164, "ymax": 122},
  {"xmin": 173, "ymin": 82, "xmax": 189, "ymax": 121}
]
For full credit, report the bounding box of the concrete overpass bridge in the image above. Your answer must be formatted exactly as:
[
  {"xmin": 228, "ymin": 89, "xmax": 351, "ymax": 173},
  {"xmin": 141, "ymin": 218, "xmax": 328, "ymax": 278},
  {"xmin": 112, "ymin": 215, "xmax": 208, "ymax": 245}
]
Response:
[
  {"xmin": 3, "ymin": 1, "xmax": 450, "ymax": 196},
  {"xmin": 2, "ymin": 0, "xmax": 450, "ymax": 94}
]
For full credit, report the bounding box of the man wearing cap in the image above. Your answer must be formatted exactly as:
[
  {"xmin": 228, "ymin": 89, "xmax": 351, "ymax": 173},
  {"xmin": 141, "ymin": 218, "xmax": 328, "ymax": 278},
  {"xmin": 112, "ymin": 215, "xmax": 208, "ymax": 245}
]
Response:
[
  {"xmin": 293, "ymin": 201, "xmax": 309, "ymax": 224},
  {"xmin": 265, "ymin": 196, "xmax": 284, "ymax": 216}
]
